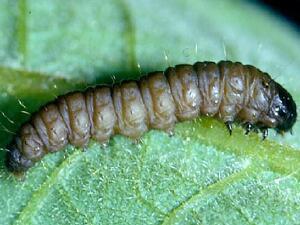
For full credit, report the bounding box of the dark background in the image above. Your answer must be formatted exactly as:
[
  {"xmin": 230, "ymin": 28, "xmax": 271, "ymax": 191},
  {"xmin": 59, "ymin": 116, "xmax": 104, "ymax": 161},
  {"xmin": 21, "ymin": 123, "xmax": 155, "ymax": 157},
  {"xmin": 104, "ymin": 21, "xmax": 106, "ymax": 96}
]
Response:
[{"xmin": 259, "ymin": 0, "xmax": 300, "ymax": 28}]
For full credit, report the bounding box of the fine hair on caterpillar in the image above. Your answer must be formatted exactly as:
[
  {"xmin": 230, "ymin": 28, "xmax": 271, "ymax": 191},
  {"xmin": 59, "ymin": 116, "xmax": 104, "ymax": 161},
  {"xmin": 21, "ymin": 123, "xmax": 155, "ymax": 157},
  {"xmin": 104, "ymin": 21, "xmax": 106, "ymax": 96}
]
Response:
[{"xmin": 5, "ymin": 60, "xmax": 297, "ymax": 174}]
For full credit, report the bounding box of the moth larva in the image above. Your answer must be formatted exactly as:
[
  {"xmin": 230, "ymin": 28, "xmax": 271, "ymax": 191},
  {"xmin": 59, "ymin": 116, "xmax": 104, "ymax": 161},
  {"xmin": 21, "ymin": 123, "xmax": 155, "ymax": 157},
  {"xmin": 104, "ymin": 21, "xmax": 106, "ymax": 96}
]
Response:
[{"xmin": 5, "ymin": 61, "xmax": 297, "ymax": 173}]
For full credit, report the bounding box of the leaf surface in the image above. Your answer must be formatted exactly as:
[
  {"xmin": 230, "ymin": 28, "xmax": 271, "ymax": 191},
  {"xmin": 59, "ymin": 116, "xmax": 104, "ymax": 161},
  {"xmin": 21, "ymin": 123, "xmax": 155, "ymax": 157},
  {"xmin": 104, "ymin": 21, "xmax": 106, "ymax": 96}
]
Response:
[{"xmin": 0, "ymin": 0, "xmax": 300, "ymax": 224}]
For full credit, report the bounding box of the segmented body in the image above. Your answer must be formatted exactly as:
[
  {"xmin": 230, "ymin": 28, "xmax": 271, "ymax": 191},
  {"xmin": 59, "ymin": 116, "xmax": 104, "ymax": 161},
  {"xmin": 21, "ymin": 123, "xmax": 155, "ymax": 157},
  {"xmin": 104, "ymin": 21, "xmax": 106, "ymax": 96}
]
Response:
[{"xmin": 6, "ymin": 61, "xmax": 297, "ymax": 173}]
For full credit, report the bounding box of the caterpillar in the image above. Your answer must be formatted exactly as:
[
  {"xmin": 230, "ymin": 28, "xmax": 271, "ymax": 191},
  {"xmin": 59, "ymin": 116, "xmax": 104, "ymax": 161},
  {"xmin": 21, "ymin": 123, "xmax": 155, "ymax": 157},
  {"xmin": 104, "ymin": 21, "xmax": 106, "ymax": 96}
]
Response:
[{"xmin": 5, "ymin": 60, "xmax": 297, "ymax": 173}]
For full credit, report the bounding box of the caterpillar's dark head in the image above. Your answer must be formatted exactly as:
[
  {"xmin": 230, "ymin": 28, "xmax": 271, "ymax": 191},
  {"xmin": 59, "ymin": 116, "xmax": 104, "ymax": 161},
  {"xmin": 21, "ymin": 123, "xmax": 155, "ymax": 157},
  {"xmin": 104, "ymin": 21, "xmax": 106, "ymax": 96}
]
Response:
[
  {"xmin": 269, "ymin": 84, "xmax": 297, "ymax": 133},
  {"xmin": 5, "ymin": 142, "xmax": 33, "ymax": 174}
]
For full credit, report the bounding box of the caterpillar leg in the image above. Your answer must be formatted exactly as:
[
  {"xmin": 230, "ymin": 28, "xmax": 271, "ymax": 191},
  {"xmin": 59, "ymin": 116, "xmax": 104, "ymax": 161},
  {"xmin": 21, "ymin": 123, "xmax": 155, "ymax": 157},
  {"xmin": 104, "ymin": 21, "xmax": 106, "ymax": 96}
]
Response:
[
  {"xmin": 100, "ymin": 141, "xmax": 109, "ymax": 148},
  {"xmin": 225, "ymin": 121, "xmax": 233, "ymax": 135},
  {"xmin": 166, "ymin": 129, "xmax": 175, "ymax": 137},
  {"xmin": 261, "ymin": 128, "xmax": 268, "ymax": 140},
  {"xmin": 244, "ymin": 122, "xmax": 253, "ymax": 135}
]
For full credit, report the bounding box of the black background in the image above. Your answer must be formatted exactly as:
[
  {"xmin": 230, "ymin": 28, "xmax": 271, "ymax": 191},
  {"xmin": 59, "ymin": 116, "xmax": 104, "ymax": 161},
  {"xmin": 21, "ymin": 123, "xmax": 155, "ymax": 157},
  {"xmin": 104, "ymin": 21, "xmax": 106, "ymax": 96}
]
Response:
[{"xmin": 259, "ymin": 0, "xmax": 300, "ymax": 28}]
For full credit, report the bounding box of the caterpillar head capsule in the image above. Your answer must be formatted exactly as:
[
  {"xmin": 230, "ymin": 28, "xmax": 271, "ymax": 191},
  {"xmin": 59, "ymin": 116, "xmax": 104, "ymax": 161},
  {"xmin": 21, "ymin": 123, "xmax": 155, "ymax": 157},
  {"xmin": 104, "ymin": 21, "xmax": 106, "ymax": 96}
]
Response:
[
  {"xmin": 5, "ymin": 143, "xmax": 33, "ymax": 173},
  {"xmin": 270, "ymin": 84, "xmax": 297, "ymax": 133}
]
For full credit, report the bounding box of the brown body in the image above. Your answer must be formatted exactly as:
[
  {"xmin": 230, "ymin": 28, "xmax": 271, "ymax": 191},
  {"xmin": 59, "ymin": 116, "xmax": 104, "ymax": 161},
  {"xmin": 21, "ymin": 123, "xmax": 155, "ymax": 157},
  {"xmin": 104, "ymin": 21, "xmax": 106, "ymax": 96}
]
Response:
[{"xmin": 6, "ymin": 61, "xmax": 297, "ymax": 173}]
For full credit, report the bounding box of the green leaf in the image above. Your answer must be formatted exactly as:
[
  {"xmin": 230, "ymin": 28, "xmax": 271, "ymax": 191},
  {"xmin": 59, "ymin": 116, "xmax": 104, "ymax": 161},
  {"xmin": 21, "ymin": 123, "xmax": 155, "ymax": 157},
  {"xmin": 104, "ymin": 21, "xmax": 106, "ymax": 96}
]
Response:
[{"xmin": 1, "ymin": 0, "xmax": 300, "ymax": 224}]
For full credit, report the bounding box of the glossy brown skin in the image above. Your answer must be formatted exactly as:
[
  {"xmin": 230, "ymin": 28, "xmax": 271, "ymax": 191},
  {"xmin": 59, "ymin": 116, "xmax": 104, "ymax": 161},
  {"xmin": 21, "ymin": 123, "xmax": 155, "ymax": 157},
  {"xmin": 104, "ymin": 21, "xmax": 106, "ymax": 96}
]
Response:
[{"xmin": 6, "ymin": 61, "xmax": 297, "ymax": 173}]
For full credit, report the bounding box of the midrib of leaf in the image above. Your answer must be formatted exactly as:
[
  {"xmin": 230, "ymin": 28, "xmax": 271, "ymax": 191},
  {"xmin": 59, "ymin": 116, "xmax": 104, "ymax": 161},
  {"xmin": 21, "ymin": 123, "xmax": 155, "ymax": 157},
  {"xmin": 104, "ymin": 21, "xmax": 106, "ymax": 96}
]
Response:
[
  {"xmin": 17, "ymin": 0, "xmax": 27, "ymax": 67},
  {"xmin": 162, "ymin": 164, "xmax": 262, "ymax": 225}
]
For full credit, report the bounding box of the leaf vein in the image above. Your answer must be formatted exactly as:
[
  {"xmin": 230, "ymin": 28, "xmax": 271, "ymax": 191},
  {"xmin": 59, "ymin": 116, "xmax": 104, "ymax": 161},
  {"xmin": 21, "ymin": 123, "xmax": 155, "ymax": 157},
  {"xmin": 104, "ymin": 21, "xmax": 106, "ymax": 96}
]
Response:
[{"xmin": 161, "ymin": 165, "xmax": 262, "ymax": 225}]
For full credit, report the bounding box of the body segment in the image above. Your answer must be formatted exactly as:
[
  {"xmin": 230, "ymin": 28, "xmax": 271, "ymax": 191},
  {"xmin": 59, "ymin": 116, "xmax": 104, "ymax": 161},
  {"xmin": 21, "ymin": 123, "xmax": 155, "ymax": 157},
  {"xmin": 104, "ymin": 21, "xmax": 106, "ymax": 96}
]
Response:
[{"xmin": 139, "ymin": 72, "xmax": 177, "ymax": 131}]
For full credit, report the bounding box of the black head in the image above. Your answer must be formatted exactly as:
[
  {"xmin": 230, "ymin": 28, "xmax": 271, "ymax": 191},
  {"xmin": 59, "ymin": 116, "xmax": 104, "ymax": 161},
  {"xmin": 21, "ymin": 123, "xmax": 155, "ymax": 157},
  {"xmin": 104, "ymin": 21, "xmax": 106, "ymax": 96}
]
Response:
[
  {"xmin": 269, "ymin": 84, "xmax": 297, "ymax": 133},
  {"xmin": 5, "ymin": 143, "xmax": 33, "ymax": 173}
]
